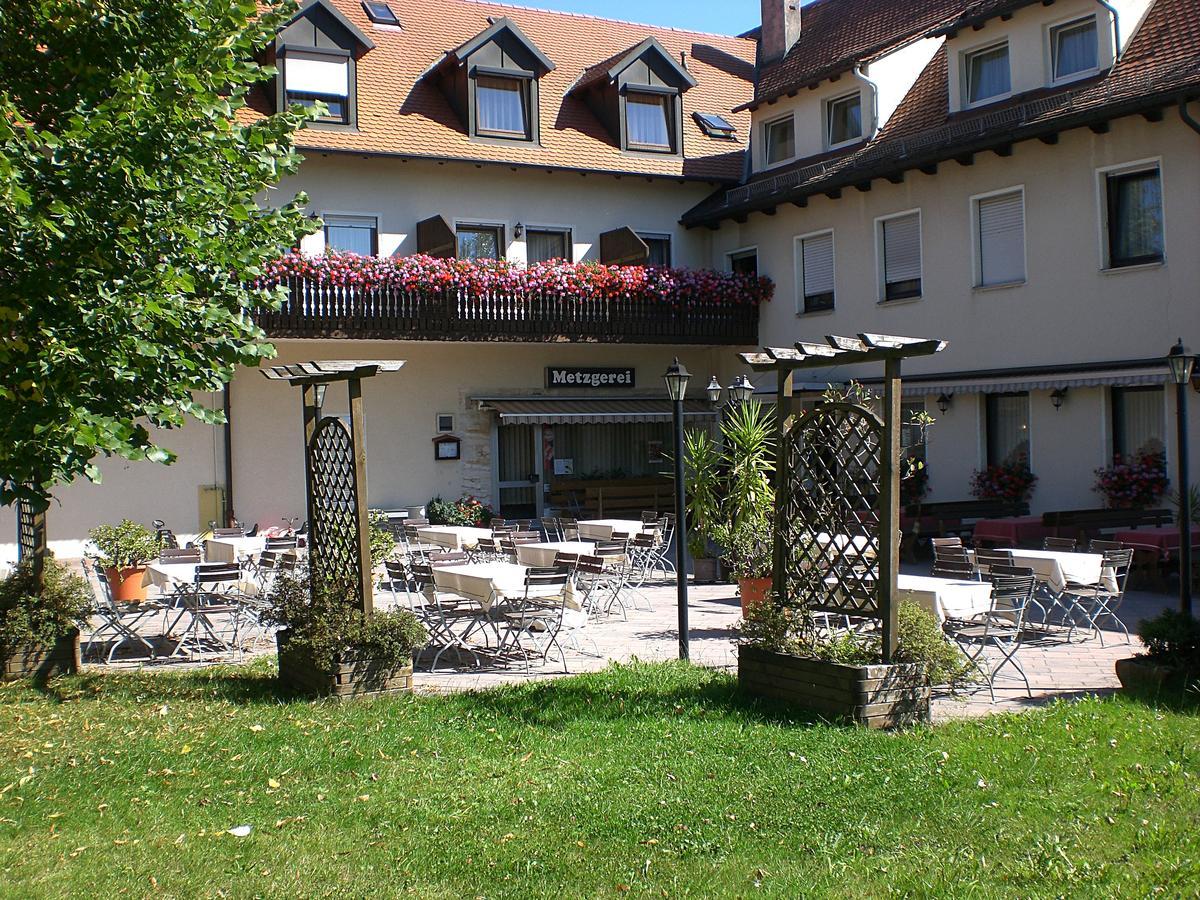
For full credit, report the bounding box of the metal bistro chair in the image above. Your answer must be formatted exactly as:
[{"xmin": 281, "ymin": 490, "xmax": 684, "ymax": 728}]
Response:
[
  {"xmin": 541, "ymin": 517, "xmax": 562, "ymax": 542},
  {"xmin": 559, "ymin": 517, "xmax": 580, "ymax": 541},
  {"xmin": 590, "ymin": 542, "xmax": 631, "ymax": 619},
  {"xmin": 470, "ymin": 536, "xmax": 502, "ymax": 563},
  {"xmin": 973, "ymin": 548, "xmax": 1014, "ymax": 578},
  {"xmin": 410, "ymin": 563, "xmax": 492, "ymax": 670},
  {"xmin": 1043, "ymin": 536, "xmax": 1078, "ymax": 552},
  {"xmin": 945, "ymin": 574, "xmax": 1037, "ymax": 703},
  {"xmin": 1061, "ymin": 549, "xmax": 1134, "ymax": 646},
  {"xmin": 930, "ymin": 536, "xmax": 964, "ymax": 553},
  {"xmin": 81, "ymin": 559, "xmax": 160, "ymax": 663},
  {"xmin": 211, "ymin": 527, "xmax": 244, "ymax": 538},
  {"xmin": 1088, "ymin": 539, "xmax": 1123, "ymax": 553},
  {"xmin": 159, "ymin": 547, "xmax": 201, "ymax": 564},
  {"xmin": 169, "ymin": 563, "xmax": 245, "ymax": 658},
  {"xmin": 501, "ymin": 570, "xmax": 574, "ymax": 673},
  {"xmin": 153, "ymin": 520, "xmax": 180, "ymax": 550},
  {"xmin": 651, "ymin": 514, "xmax": 677, "ymax": 581},
  {"xmin": 930, "ymin": 559, "xmax": 978, "ymax": 581},
  {"xmin": 381, "ymin": 559, "xmax": 417, "ymax": 610}
]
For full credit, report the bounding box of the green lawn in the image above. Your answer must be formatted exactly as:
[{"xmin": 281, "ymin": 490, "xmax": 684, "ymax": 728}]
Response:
[{"xmin": 1, "ymin": 660, "xmax": 1197, "ymax": 898}]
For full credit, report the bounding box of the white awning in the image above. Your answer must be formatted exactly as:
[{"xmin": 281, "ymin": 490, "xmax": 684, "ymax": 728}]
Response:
[
  {"xmin": 475, "ymin": 397, "xmax": 717, "ymax": 425},
  {"xmin": 898, "ymin": 367, "xmax": 1168, "ymax": 398}
]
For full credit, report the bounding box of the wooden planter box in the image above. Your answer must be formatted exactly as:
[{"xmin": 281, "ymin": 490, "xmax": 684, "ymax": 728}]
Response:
[
  {"xmin": 738, "ymin": 646, "xmax": 930, "ymax": 729},
  {"xmin": 2, "ymin": 631, "xmax": 81, "ymax": 682},
  {"xmin": 1115, "ymin": 656, "xmax": 1196, "ymax": 695},
  {"xmin": 276, "ymin": 630, "xmax": 414, "ymax": 699}
]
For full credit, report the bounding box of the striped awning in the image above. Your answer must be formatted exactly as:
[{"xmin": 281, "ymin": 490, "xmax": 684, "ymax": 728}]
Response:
[
  {"xmin": 897, "ymin": 367, "xmax": 1169, "ymax": 398},
  {"xmin": 475, "ymin": 397, "xmax": 717, "ymax": 425}
]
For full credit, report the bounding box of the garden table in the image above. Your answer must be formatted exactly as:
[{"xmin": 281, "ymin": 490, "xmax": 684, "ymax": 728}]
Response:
[
  {"xmin": 1111, "ymin": 525, "xmax": 1200, "ymax": 560},
  {"xmin": 970, "ymin": 548, "xmax": 1117, "ymax": 594},
  {"xmin": 417, "ymin": 525, "xmax": 494, "ymax": 551},
  {"xmin": 432, "ymin": 562, "xmax": 580, "ymax": 612},
  {"xmin": 142, "ymin": 562, "xmax": 260, "ymax": 596},
  {"xmin": 972, "ymin": 516, "xmax": 1048, "ymax": 547},
  {"xmin": 577, "ymin": 519, "xmax": 646, "ymax": 541},
  {"xmin": 897, "ymin": 574, "xmax": 993, "ymax": 624},
  {"xmin": 204, "ymin": 536, "xmax": 266, "ymax": 564},
  {"xmin": 515, "ymin": 541, "xmax": 599, "ymax": 568}
]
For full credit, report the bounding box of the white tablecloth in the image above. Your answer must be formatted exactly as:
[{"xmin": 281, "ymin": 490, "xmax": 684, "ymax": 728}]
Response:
[
  {"xmin": 515, "ymin": 541, "xmax": 598, "ymax": 568},
  {"xmin": 897, "ymin": 574, "xmax": 993, "ymax": 623},
  {"xmin": 142, "ymin": 562, "xmax": 259, "ymax": 596},
  {"xmin": 813, "ymin": 532, "xmax": 877, "ymax": 557},
  {"xmin": 432, "ymin": 562, "xmax": 579, "ymax": 611},
  {"xmin": 417, "ymin": 526, "xmax": 494, "ymax": 551},
  {"xmin": 204, "ymin": 536, "xmax": 266, "ymax": 564},
  {"xmin": 972, "ymin": 548, "xmax": 1117, "ymax": 594},
  {"xmin": 578, "ymin": 519, "xmax": 646, "ymax": 541}
]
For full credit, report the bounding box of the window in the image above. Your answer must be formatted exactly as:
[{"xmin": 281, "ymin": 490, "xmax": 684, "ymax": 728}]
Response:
[
  {"xmin": 456, "ymin": 224, "xmax": 504, "ymax": 260},
  {"xmin": 1105, "ymin": 166, "xmax": 1164, "ymax": 268},
  {"xmin": 637, "ymin": 233, "xmax": 671, "ymax": 266},
  {"xmin": 475, "ymin": 74, "xmax": 530, "ymax": 139},
  {"xmin": 362, "ymin": 1, "xmax": 400, "ymax": 25},
  {"xmin": 879, "ymin": 212, "xmax": 921, "ymax": 301},
  {"xmin": 694, "ymin": 112, "xmax": 737, "ymax": 139},
  {"xmin": 526, "ymin": 228, "xmax": 571, "ymax": 264},
  {"xmin": 796, "ymin": 231, "xmax": 835, "ymax": 313},
  {"xmin": 729, "ymin": 249, "xmax": 758, "ymax": 276},
  {"xmin": 1051, "ymin": 16, "xmax": 1098, "ymax": 81},
  {"xmin": 974, "ymin": 189, "xmax": 1025, "ymax": 286},
  {"xmin": 284, "ymin": 53, "xmax": 350, "ymax": 123},
  {"xmin": 1112, "ymin": 387, "xmax": 1164, "ymax": 459},
  {"xmin": 323, "ymin": 215, "xmax": 377, "ymax": 256},
  {"xmin": 965, "ymin": 43, "xmax": 1010, "ymax": 105},
  {"xmin": 764, "ymin": 115, "xmax": 795, "ymax": 166},
  {"xmin": 986, "ymin": 392, "xmax": 1030, "ymax": 468},
  {"xmin": 826, "ymin": 93, "xmax": 862, "ymax": 147},
  {"xmin": 625, "ymin": 91, "xmax": 673, "ymax": 151},
  {"xmin": 437, "ymin": 414, "xmax": 455, "ymax": 433}
]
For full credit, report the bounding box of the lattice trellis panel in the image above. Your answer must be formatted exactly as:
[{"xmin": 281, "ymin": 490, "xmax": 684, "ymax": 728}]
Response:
[
  {"xmin": 777, "ymin": 402, "xmax": 883, "ymax": 618},
  {"xmin": 308, "ymin": 417, "xmax": 363, "ymax": 602}
]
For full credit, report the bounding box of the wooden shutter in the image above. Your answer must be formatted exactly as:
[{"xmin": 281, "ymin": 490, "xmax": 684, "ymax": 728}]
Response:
[
  {"xmin": 977, "ymin": 191, "xmax": 1025, "ymax": 285},
  {"xmin": 599, "ymin": 227, "xmax": 649, "ymax": 265},
  {"xmin": 801, "ymin": 233, "xmax": 835, "ymax": 298},
  {"xmin": 416, "ymin": 215, "xmax": 456, "ymax": 258},
  {"xmin": 882, "ymin": 214, "xmax": 921, "ymax": 285}
]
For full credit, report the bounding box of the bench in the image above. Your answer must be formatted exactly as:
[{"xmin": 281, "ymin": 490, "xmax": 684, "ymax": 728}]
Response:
[
  {"xmin": 547, "ymin": 477, "xmax": 670, "ymax": 519},
  {"xmin": 1040, "ymin": 507, "xmax": 1172, "ymax": 543},
  {"xmin": 902, "ymin": 500, "xmax": 1030, "ymax": 556}
]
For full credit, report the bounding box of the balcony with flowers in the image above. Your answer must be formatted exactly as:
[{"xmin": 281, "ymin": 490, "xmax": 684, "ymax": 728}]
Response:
[{"xmin": 253, "ymin": 252, "xmax": 771, "ymax": 344}]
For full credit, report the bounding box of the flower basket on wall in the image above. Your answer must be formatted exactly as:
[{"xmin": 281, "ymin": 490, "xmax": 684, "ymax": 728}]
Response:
[
  {"xmin": 970, "ymin": 461, "xmax": 1037, "ymax": 504},
  {"xmin": 1094, "ymin": 450, "xmax": 1169, "ymax": 509}
]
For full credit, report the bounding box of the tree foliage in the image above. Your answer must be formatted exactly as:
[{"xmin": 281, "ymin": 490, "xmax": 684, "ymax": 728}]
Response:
[{"xmin": 0, "ymin": 0, "xmax": 319, "ymax": 509}]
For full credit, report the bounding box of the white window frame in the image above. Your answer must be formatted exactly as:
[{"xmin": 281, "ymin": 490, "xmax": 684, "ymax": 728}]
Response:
[
  {"xmin": 825, "ymin": 91, "xmax": 863, "ymax": 150},
  {"xmin": 793, "ymin": 229, "xmax": 836, "ymax": 315},
  {"xmin": 1094, "ymin": 157, "xmax": 1166, "ymax": 272},
  {"xmin": 726, "ymin": 246, "xmax": 759, "ymax": 274},
  {"xmin": 762, "ymin": 113, "xmax": 796, "ymax": 169},
  {"xmin": 874, "ymin": 209, "xmax": 923, "ymax": 303},
  {"xmin": 961, "ymin": 39, "xmax": 1012, "ymax": 109},
  {"xmin": 1047, "ymin": 13, "xmax": 1101, "ymax": 85},
  {"xmin": 969, "ymin": 185, "xmax": 1027, "ymax": 289},
  {"xmin": 321, "ymin": 210, "xmax": 381, "ymax": 256}
]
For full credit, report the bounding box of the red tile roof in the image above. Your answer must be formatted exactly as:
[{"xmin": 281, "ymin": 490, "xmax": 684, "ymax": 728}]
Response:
[{"xmin": 243, "ymin": 0, "xmax": 756, "ymax": 181}]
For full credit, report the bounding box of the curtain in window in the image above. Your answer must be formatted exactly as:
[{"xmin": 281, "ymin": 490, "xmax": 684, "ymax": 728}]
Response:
[
  {"xmin": 986, "ymin": 394, "xmax": 1029, "ymax": 467},
  {"xmin": 1110, "ymin": 170, "xmax": 1163, "ymax": 264},
  {"xmin": 978, "ymin": 191, "xmax": 1025, "ymax": 285},
  {"xmin": 828, "ymin": 95, "xmax": 862, "ymax": 145},
  {"xmin": 1115, "ymin": 388, "xmax": 1164, "ymax": 457},
  {"xmin": 527, "ymin": 230, "xmax": 568, "ymax": 264},
  {"xmin": 476, "ymin": 76, "xmax": 526, "ymax": 135},
  {"xmin": 1054, "ymin": 19, "xmax": 1097, "ymax": 78},
  {"xmin": 968, "ymin": 46, "xmax": 1010, "ymax": 102},
  {"xmin": 765, "ymin": 117, "xmax": 795, "ymax": 164},
  {"xmin": 627, "ymin": 94, "xmax": 670, "ymax": 148},
  {"xmin": 324, "ymin": 217, "xmax": 376, "ymax": 255},
  {"xmin": 457, "ymin": 228, "xmax": 500, "ymax": 260}
]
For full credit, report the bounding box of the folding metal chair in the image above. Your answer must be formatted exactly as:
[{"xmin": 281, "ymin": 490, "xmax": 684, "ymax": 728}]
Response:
[
  {"xmin": 930, "ymin": 559, "xmax": 977, "ymax": 580},
  {"xmin": 1042, "ymin": 536, "xmax": 1078, "ymax": 552},
  {"xmin": 973, "ymin": 548, "xmax": 1014, "ymax": 578},
  {"xmin": 945, "ymin": 573, "xmax": 1036, "ymax": 702},
  {"xmin": 81, "ymin": 559, "xmax": 160, "ymax": 663},
  {"xmin": 501, "ymin": 571, "xmax": 575, "ymax": 672},
  {"xmin": 409, "ymin": 564, "xmax": 490, "ymax": 669},
  {"xmin": 169, "ymin": 563, "xmax": 244, "ymax": 658},
  {"xmin": 1088, "ymin": 539, "xmax": 1123, "ymax": 553},
  {"xmin": 1062, "ymin": 549, "xmax": 1133, "ymax": 645}
]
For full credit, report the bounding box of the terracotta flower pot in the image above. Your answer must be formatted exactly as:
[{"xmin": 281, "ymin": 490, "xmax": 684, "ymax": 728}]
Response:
[
  {"xmin": 105, "ymin": 566, "xmax": 149, "ymax": 603},
  {"xmin": 738, "ymin": 577, "xmax": 773, "ymax": 615}
]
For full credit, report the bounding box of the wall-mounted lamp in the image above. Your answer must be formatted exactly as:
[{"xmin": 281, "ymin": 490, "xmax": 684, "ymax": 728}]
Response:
[
  {"xmin": 1050, "ymin": 387, "xmax": 1068, "ymax": 410},
  {"xmin": 936, "ymin": 393, "xmax": 952, "ymax": 414},
  {"xmin": 514, "ymin": 222, "xmax": 524, "ymax": 239}
]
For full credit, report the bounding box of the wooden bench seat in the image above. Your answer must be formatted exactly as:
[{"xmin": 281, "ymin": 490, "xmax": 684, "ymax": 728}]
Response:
[{"xmin": 1040, "ymin": 507, "xmax": 1172, "ymax": 542}]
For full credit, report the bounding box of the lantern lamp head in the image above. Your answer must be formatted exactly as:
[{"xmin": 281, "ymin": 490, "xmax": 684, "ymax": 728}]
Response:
[
  {"xmin": 1050, "ymin": 387, "xmax": 1068, "ymax": 410},
  {"xmin": 1167, "ymin": 338, "xmax": 1195, "ymax": 385},
  {"xmin": 936, "ymin": 393, "xmax": 952, "ymax": 414},
  {"xmin": 705, "ymin": 375, "xmax": 722, "ymax": 405},
  {"xmin": 663, "ymin": 358, "xmax": 691, "ymax": 402},
  {"xmin": 728, "ymin": 375, "xmax": 755, "ymax": 405}
]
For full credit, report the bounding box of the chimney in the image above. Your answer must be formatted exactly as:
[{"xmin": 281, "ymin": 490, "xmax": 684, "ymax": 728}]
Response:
[{"xmin": 760, "ymin": 0, "xmax": 801, "ymax": 66}]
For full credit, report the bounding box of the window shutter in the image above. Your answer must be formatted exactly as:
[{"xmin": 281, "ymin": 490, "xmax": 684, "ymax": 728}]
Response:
[
  {"xmin": 883, "ymin": 214, "xmax": 921, "ymax": 284},
  {"xmin": 802, "ymin": 233, "xmax": 835, "ymax": 297},
  {"xmin": 978, "ymin": 192, "xmax": 1025, "ymax": 285},
  {"xmin": 285, "ymin": 57, "xmax": 349, "ymax": 97},
  {"xmin": 416, "ymin": 215, "xmax": 456, "ymax": 259},
  {"xmin": 599, "ymin": 227, "xmax": 649, "ymax": 265}
]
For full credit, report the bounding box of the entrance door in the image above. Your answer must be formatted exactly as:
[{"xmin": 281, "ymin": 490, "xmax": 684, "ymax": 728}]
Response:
[{"xmin": 496, "ymin": 424, "xmax": 540, "ymax": 518}]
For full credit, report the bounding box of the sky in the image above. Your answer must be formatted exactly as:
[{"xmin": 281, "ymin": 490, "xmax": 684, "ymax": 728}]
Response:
[{"xmin": 498, "ymin": 0, "xmax": 769, "ymax": 37}]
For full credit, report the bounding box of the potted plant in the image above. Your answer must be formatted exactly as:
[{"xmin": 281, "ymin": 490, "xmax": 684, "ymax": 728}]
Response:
[
  {"xmin": 265, "ymin": 563, "xmax": 428, "ymax": 699},
  {"xmin": 716, "ymin": 513, "xmax": 774, "ymax": 614},
  {"xmin": 1, "ymin": 560, "xmax": 92, "ymax": 681},
  {"xmin": 1115, "ymin": 609, "xmax": 1199, "ymax": 697},
  {"xmin": 1093, "ymin": 447, "xmax": 1169, "ymax": 509},
  {"xmin": 88, "ymin": 519, "xmax": 161, "ymax": 602},
  {"xmin": 970, "ymin": 457, "xmax": 1037, "ymax": 504}
]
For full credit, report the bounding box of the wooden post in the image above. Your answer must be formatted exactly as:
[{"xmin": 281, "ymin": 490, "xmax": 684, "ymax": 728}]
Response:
[
  {"xmin": 879, "ymin": 357, "xmax": 902, "ymax": 662},
  {"xmin": 771, "ymin": 370, "xmax": 794, "ymax": 605},
  {"xmin": 348, "ymin": 376, "xmax": 374, "ymax": 616},
  {"xmin": 301, "ymin": 384, "xmax": 320, "ymax": 575}
]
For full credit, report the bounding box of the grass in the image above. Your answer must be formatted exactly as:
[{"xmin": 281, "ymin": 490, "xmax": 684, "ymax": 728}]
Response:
[{"xmin": 0, "ymin": 660, "xmax": 1198, "ymax": 898}]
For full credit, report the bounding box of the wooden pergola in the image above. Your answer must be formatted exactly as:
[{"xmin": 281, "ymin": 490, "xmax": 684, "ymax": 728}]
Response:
[{"xmin": 740, "ymin": 333, "xmax": 946, "ymax": 660}]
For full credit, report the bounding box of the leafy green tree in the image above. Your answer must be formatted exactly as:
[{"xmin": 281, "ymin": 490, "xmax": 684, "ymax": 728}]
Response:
[{"xmin": 0, "ymin": 0, "xmax": 318, "ymax": 510}]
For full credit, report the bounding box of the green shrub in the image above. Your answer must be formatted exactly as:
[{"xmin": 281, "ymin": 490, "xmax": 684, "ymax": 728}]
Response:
[
  {"xmin": 1137, "ymin": 610, "xmax": 1200, "ymax": 671},
  {"xmin": 87, "ymin": 519, "xmax": 160, "ymax": 569},
  {"xmin": 367, "ymin": 509, "xmax": 396, "ymax": 567},
  {"xmin": 426, "ymin": 495, "xmax": 493, "ymax": 526},
  {"xmin": 0, "ymin": 560, "xmax": 93, "ymax": 654},
  {"xmin": 264, "ymin": 563, "xmax": 427, "ymax": 672},
  {"xmin": 895, "ymin": 600, "xmax": 976, "ymax": 686}
]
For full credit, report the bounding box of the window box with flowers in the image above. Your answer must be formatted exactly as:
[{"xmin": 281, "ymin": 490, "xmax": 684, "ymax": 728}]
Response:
[
  {"xmin": 970, "ymin": 461, "xmax": 1037, "ymax": 504},
  {"xmin": 1093, "ymin": 450, "xmax": 1169, "ymax": 509}
]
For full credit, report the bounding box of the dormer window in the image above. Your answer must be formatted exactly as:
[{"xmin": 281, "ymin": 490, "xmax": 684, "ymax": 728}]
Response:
[
  {"xmin": 284, "ymin": 51, "xmax": 351, "ymax": 123},
  {"xmin": 625, "ymin": 90, "xmax": 674, "ymax": 151},
  {"xmin": 764, "ymin": 115, "xmax": 795, "ymax": 166},
  {"xmin": 274, "ymin": 0, "xmax": 375, "ymax": 130},
  {"xmin": 1051, "ymin": 16, "xmax": 1098, "ymax": 82},
  {"xmin": 475, "ymin": 73, "xmax": 531, "ymax": 139},
  {"xmin": 965, "ymin": 42, "xmax": 1010, "ymax": 105},
  {"xmin": 826, "ymin": 92, "xmax": 862, "ymax": 148}
]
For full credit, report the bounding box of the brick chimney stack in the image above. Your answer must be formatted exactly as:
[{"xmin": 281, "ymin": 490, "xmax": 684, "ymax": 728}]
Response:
[{"xmin": 760, "ymin": 0, "xmax": 802, "ymax": 65}]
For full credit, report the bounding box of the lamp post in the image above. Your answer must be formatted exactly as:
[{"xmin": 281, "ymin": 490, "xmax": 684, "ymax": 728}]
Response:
[
  {"xmin": 1167, "ymin": 339, "xmax": 1195, "ymax": 617},
  {"xmin": 664, "ymin": 358, "xmax": 692, "ymax": 660}
]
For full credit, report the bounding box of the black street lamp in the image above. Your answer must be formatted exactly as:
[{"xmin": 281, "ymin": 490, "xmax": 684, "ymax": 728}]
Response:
[
  {"xmin": 664, "ymin": 358, "xmax": 691, "ymax": 660},
  {"xmin": 1167, "ymin": 339, "xmax": 1196, "ymax": 617},
  {"xmin": 728, "ymin": 375, "xmax": 756, "ymax": 405}
]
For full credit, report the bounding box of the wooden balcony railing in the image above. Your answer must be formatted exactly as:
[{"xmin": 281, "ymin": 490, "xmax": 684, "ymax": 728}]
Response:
[{"xmin": 254, "ymin": 276, "xmax": 760, "ymax": 345}]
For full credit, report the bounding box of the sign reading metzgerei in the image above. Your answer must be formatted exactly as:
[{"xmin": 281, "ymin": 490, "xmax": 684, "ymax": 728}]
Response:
[{"xmin": 545, "ymin": 366, "xmax": 636, "ymax": 389}]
